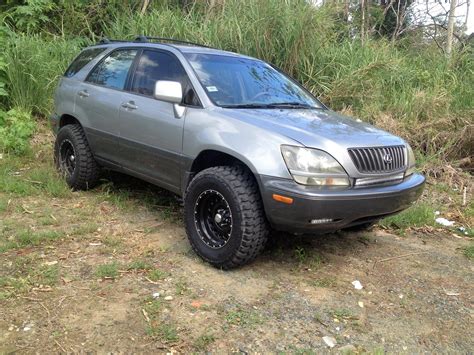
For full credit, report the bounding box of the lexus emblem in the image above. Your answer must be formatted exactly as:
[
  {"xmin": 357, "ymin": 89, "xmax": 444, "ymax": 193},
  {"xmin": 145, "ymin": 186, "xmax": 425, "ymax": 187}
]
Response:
[{"xmin": 383, "ymin": 153, "xmax": 393, "ymax": 164}]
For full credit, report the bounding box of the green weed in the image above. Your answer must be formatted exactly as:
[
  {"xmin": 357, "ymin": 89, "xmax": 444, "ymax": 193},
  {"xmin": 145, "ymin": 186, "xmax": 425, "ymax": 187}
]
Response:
[
  {"xmin": 225, "ymin": 307, "xmax": 261, "ymax": 327},
  {"xmin": 309, "ymin": 277, "xmax": 336, "ymax": 288},
  {"xmin": 147, "ymin": 269, "xmax": 168, "ymax": 282},
  {"xmin": 95, "ymin": 262, "xmax": 119, "ymax": 279},
  {"xmin": 462, "ymin": 245, "xmax": 474, "ymax": 260},
  {"xmin": 380, "ymin": 203, "xmax": 435, "ymax": 230},
  {"xmin": 194, "ymin": 333, "xmax": 215, "ymax": 351},
  {"xmin": 128, "ymin": 259, "xmax": 153, "ymax": 271}
]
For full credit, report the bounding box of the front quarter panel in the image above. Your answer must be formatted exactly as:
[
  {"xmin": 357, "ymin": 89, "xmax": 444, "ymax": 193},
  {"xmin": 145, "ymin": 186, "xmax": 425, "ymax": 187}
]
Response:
[{"xmin": 183, "ymin": 108, "xmax": 297, "ymax": 179}]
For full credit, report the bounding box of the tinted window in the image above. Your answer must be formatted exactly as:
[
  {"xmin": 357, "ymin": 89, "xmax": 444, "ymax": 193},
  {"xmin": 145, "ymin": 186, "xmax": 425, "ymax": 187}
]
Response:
[
  {"xmin": 64, "ymin": 47, "xmax": 106, "ymax": 78},
  {"xmin": 131, "ymin": 50, "xmax": 188, "ymax": 97},
  {"xmin": 86, "ymin": 49, "xmax": 137, "ymax": 90}
]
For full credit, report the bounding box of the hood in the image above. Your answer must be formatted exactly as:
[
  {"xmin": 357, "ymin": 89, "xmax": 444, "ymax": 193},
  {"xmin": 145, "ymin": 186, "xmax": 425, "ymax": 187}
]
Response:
[{"xmin": 219, "ymin": 108, "xmax": 405, "ymax": 150}]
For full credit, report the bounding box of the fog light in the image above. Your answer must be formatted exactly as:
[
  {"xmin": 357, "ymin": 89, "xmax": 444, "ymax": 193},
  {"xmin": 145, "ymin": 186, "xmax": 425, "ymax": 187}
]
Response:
[{"xmin": 310, "ymin": 218, "xmax": 334, "ymax": 224}]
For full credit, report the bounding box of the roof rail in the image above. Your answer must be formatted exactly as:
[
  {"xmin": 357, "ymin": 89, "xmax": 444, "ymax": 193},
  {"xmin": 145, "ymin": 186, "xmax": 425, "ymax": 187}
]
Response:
[
  {"xmin": 95, "ymin": 36, "xmax": 213, "ymax": 49},
  {"xmin": 97, "ymin": 38, "xmax": 129, "ymax": 44},
  {"xmin": 133, "ymin": 36, "xmax": 212, "ymax": 48}
]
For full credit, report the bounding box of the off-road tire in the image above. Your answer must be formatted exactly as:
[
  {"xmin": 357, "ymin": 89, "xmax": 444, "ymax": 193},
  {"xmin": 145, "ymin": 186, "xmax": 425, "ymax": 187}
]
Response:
[
  {"xmin": 184, "ymin": 166, "xmax": 269, "ymax": 269},
  {"xmin": 54, "ymin": 124, "xmax": 100, "ymax": 190}
]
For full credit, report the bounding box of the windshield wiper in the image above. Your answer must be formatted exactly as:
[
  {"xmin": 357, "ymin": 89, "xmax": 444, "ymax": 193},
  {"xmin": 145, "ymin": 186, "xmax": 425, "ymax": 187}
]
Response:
[
  {"xmin": 265, "ymin": 102, "xmax": 317, "ymax": 109},
  {"xmin": 221, "ymin": 102, "xmax": 319, "ymax": 109}
]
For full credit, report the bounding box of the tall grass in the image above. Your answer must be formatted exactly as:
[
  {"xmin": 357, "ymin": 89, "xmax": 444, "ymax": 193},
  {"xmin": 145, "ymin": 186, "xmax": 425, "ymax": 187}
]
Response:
[
  {"xmin": 4, "ymin": 35, "xmax": 86, "ymax": 115},
  {"xmin": 2, "ymin": 0, "xmax": 472, "ymax": 158},
  {"xmin": 103, "ymin": 0, "xmax": 473, "ymax": 157}
]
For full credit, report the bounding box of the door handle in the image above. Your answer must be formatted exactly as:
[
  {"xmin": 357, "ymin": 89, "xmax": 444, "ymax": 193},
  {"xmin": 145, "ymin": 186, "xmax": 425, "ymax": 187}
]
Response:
[
  {"xmin": 77, "ymin": 90, "xmax": 89, "ymax": 98},
  {"xmin": 121, "ymin": 101, "xmax": 138, "ymax": 110}
]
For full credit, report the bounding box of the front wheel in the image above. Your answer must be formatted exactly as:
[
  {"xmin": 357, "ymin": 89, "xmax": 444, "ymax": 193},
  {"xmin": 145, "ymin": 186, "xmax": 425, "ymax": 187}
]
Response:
[{"xmin": 184, "ymin": 166, "xmax": 269, "ymax": 269}]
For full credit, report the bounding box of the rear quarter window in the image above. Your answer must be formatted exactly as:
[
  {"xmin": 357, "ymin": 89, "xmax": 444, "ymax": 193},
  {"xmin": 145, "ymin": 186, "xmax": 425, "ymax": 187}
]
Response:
[{"xmin": 64, "ymin": 47, "xmax": 107, "ymax": 78}]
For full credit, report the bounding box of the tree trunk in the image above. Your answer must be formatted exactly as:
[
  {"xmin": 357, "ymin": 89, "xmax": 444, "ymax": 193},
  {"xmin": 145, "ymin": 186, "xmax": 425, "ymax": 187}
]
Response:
[
  {"xmin": 361, "ymin": 0, "xmax": 366, "ymax": 43},
  {"xmin": 446, "ymin": 0, "xmax": 458, "ymax": 57},
  {"xmin": 140, "ymin": 0, "xmax": 150, "ymax": 15}
]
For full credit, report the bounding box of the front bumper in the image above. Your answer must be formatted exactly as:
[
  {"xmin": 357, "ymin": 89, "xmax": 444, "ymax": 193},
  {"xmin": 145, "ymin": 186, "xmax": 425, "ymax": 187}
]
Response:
[{"xmin": 258, "ymin": 173, "xmax": 425, "ymax": 233}]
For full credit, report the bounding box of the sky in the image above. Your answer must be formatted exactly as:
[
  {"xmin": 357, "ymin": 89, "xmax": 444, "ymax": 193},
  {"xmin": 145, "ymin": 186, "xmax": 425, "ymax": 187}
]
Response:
[
  {"xmin": 309, "ymin": 0, "xmax": 474, "ymax": 34},
  {"xmin": 414, "ymin": 0, "xmax": 473, "ymax": 34}
]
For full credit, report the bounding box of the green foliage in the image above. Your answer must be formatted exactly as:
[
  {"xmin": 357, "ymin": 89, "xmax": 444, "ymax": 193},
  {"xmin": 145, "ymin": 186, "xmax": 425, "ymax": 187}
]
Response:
[
  {"xmin": 0, "ymin": 108, "xmax": 35, "ymax": 155},
  {"xmin": 463, "ymin": 245, "xmax": 474, "ymax": 260},
  {"xmin": 380, "ymin": 203, "xmax": 436, "ymax": 230},
  {"xmin": 95, "ymin": 262, "xmax": 119, "ymax": 279},
  {"xmin": 0, "ymin": 0, "xmax": 471, "ymax": 159},
  {"xmin": 5, "ymin": 0, "xmax": 56, "ymax": 34}
]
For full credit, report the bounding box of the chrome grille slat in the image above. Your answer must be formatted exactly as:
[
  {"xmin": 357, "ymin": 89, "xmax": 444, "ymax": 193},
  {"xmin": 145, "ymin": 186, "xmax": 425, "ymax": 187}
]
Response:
[{"xmin": 348, "ymin": 145, "xmax": 406, "ymax": 174}]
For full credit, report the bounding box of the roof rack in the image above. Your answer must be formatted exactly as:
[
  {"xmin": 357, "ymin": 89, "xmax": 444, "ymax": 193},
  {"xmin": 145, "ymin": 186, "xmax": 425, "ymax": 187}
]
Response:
[
  {"xmin": 97, "ymin": 38, "xmax": 128, "ymax": 44},
  {"xmin": 133, "ymin": 35, "xmax": 212, "ymax": 48},
  {"xmin": 95, "ymin": 36, "xmax": 212, "ymax": 48}
]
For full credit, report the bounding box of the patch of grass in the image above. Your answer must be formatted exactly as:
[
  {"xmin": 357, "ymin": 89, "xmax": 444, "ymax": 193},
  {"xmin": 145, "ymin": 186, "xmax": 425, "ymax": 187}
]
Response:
[
  {"xmin": 28, "ymin": 167, "xmax": 71, "ymax": 198},
  {"xmin": 95, "ymin": 262, "xmax": 119, "ymax": 279},
  {"xmin": 194, "ymin": 332, "xmax": 215, "ymax": 351},
  {"xmin": 462, "ymin": 245, "xmax": 474, "ymax": 260},
  {"xmin": 33, "ymin": 264, "xmax": 60, "ymax": 286},
  {"xmin": 175, "ymin": 278, "xmax": 190, "ymax": 295},
  {"xmin": 0, "ymin": 196, "xmax": 9, "ymax": 212},
  {"xmin": 103, "ymin": 236, "xmax": 121, "ymax": 248},
  {"xmin": 225, "ymin": 307, "xmax": 262, "ymax": 327},
  {"xmin": 0, "ymin": 275, "xmax": 29, "ymax": 296},
  {"xmin": 69, "ymin": 223, "xmax": 98, "ymax": 236},
  {"xmin": 128, "ymin": 259, "xmax": 153, "ymax": 271},
  {"xmin": 38, "ymin": 216, "xmax": 58, "ymax": 226},
  {"xmin": 144, "ymin": 298, "xmax": 163, "ymax": 317},
  {"xmin": 294, "ymin": 246, "xmax": 307, "ymax": 263},
  {"xmin": 146, "ymin": 323, "xmax": 179, "ymax": 343},
  {"xmin": 330, "ymin": 308, "xmax": 357, "ymax": 320},
  {"xmin": 0, "ymin": 229, "xmax": 65, "ymax": 252},
  {"xmin": 147, "ymin": 268, "xmax": 168, "ymax": 282},
  {"xmin": 309, "ymin": 277, "xmax": 336, "ymax": 288},
  {"xmin": 380, "ymin": 203, "xmax": 435, "ymax": 230}
]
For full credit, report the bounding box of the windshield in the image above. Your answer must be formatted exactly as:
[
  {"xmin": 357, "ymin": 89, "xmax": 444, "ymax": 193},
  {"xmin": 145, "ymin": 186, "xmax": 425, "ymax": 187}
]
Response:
[{"xmin": 184, "ymin": 53, "xmax": 323, "ymax": 109}]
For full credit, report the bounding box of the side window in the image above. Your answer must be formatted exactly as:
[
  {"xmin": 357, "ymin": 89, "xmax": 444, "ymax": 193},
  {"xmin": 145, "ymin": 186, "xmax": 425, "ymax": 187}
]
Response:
[
  {"xmin": 86, "ymin": 49, "xmax": 138, "ymax": 90},
  {"xmin": 64, "ymin": 47, "xmax": 106, "ymax": 78},
  {"xmin": 131, "ymin": 50, "xmax": 199, "ymax": 105}
]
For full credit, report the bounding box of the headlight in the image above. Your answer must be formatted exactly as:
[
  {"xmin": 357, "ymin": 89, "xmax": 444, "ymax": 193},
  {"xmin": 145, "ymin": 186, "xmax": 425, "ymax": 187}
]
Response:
[
  {"xmin": 281, "ymin": 145, "xmax": 350, "ymax": 186},
  {"xmin": 406, "ymin": 144, "xmax": 416, "ymax": 176}
]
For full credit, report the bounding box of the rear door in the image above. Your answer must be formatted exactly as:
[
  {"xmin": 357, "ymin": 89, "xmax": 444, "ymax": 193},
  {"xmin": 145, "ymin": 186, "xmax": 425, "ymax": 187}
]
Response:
[
  {"xmin": 117, "ymin": 49, "xmax": 197, "ymax": 192},
  {"xmin": 75, "ymin": 48, "xmax": 138, "ymax": 165}
]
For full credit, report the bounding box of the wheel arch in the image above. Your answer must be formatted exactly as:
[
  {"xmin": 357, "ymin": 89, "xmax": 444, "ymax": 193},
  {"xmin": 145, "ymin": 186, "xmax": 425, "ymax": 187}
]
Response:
[
  {"xmin": 184, "ymin": 149, "xmax": 262, "ymax": 194},
  {"xmin": 59, "ymin": 114, "xmax": 82, "ymax": 128}
]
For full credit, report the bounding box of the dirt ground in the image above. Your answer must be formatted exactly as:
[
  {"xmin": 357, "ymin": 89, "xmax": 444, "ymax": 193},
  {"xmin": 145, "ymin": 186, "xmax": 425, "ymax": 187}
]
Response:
[{"xmin": 1, "ymin": 130, "xmax": 473, "ymax": 354}]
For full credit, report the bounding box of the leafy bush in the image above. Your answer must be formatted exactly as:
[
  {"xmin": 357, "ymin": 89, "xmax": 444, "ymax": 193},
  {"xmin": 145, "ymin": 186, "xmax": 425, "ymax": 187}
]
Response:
[{"xmin": 0, "ymin": 108, "xmax": 36, "ymax": 155}]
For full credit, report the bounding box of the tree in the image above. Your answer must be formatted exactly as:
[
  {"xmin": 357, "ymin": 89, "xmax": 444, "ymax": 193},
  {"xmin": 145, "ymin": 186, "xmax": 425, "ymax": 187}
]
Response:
[{"xmin": 446, "ymin": 0, "xmax": 458, "ymax": 57}]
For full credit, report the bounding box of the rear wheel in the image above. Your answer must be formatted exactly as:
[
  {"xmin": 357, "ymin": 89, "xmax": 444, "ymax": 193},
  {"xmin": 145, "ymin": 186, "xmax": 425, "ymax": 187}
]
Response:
[
  {"xmin": 54, "ymin": 124, "xmax": 100, "ymax": 190},
  {"xmin": 184, "ymin": 166, "xmax": 269, "ymax": 269}
]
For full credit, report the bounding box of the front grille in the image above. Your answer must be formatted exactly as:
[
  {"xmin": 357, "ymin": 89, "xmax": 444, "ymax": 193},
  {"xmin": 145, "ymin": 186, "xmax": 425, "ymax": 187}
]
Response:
[{"xmin": 348, "ymin": 145, "xmax": 406, "ymax": 174}]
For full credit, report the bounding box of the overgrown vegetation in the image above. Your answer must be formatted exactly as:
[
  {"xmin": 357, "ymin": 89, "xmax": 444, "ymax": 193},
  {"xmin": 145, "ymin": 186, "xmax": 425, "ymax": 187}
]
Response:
[{"xmin": 0, "ymin": 0, "xmax": 472, "ymax": 162}]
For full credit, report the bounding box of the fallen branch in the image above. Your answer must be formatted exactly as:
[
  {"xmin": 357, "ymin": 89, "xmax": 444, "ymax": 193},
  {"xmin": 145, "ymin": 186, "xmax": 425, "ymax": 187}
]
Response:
[
  {"xmin": 54, "ymin": 339, "xmax": 67, "ymax": 353},
  {"xmin": 373, "ymin": 251, "xmax": 429, "ymax": 270}
]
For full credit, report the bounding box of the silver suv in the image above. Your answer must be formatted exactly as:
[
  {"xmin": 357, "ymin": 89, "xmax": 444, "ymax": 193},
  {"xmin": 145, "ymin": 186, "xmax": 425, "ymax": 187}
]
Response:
[{"xmin": 51, "ymin": 37, "xmax": 425, "ymax": 268}]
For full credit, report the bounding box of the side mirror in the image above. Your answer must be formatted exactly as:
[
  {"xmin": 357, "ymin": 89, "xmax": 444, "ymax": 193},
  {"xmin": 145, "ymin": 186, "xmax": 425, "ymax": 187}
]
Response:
[{"xmin": 154, "ymin": 80, "xmax": 183, "ymax": 104}]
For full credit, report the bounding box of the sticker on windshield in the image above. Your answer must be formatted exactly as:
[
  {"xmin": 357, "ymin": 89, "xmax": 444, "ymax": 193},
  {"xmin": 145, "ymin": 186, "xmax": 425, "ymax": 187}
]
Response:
[{"xmin": 206, "ymin": 86, "xmax": 218, "ymax": 92}]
